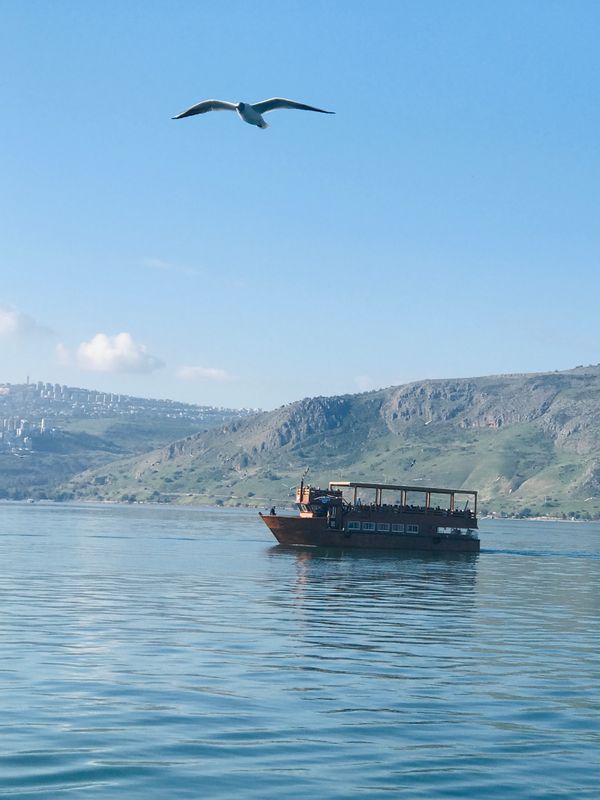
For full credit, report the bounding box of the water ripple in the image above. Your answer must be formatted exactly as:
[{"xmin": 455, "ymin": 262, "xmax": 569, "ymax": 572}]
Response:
[{"xmin": 0, "ymin": 506, "xmax": 598, "ymax": 798}]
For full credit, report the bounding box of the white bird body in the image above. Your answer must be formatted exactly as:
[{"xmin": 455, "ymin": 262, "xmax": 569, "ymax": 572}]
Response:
[
  {"xmin": 236, "ymin": 102, "xmax": 269, "ymax": 128},
  {"xmin": 172, "ymin": 97, "xmax": 334, "ymax": 129}
]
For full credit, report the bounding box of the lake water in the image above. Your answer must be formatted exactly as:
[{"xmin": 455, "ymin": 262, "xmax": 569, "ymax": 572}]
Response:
[{"xmin": 0, "ymin": 503, "xmax": 598, "ymax": 799}]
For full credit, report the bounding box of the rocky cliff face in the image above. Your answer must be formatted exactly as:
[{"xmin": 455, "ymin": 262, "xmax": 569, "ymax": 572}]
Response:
[
  {"xmin": 380, "ymin": 369, "xmax": 600, "ymax": 451},
  {"xmin": 65, "ymin": 365, "xmax": 600, "ymax": 515}
]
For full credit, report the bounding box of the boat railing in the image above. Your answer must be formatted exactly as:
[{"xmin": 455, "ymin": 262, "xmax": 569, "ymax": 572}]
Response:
[{"xmin": 345, "ymin": 503, "xmax": 475, "ymax": 518}]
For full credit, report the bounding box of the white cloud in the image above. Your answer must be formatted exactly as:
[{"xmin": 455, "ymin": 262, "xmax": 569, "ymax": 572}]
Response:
[
  {"xmin": 177, "ymin": 365, "xmax": 231, "ymax": 382},
  {"xmin": 74, "ymin": 332, "xmax": 164, "ymax": 374},
  {"xmin": 0, "ymin": 305, "xmax": 49, "ymax": 339}
]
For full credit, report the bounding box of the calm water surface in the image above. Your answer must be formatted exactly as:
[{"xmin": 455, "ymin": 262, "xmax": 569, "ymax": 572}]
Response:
[{"xmin": 0, "ymin": 504, "xmax": 598, "ymax": 798}]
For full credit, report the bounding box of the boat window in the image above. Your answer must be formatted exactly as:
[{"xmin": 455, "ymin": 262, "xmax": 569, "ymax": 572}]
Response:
[
  {"xmin": 377, "ymin": 523, "xmax": 390, "ymax": 532},
  {"xmin": 347, "ymin": 521, "xmax": 361, "ymax": 530},
  {"xmin": 391, "ymin": 523, "xmax": 405, "ymax": 533},
  {"xmin": 407, "ymin": 524, "xmax": 419, "ymax": 533},
  {"xmin": 361, "ymin": 522, "xmax": 376, "ymax": 531}
]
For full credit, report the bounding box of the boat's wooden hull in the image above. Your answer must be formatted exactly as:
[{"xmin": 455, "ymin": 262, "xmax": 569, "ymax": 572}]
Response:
[{"xmin": 261, "ymin": 514, "xmax": 480, "ymax": 553}]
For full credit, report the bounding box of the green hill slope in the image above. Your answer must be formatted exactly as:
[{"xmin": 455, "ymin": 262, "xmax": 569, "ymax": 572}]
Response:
[
  {"xmin": 63, "ymin": 365, "xmax": 600, "ymax": 517},
  {"xmin": 0, "ymin": 380, "xmax": 254, "ymax": 499}
]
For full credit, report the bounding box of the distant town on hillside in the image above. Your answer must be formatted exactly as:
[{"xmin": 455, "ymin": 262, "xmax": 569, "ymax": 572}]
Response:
[{"xmin": 0, "ymin": 379, "xmax": 257, "ymax": 455}]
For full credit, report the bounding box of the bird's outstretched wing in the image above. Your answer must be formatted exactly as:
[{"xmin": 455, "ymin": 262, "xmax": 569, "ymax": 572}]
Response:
[
  {"xmin": 251, "ymin": 98, "xmax": 335, "ymax": 115},
  {"xmin": 172, "ymin": 100, "xmax": 237, "ymax": 119}
]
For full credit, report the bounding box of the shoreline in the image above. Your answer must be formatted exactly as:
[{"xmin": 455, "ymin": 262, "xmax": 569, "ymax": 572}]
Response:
[{"xmin": 0, "ymin": 498, "xmax": 597, "ymax": 523}]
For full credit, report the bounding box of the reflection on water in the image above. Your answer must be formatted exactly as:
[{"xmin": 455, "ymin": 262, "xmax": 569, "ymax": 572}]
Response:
[
  {"xmin": 269, "ymin": 545, "xmax": 478, "ymax": 618},
  {"xmin": 0, "ymin": 504, "xmax": 598, "ymax": 799}
]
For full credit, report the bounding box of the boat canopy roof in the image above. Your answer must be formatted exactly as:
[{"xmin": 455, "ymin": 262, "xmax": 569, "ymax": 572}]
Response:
[{"xmin": 328, "ymin": 480, "xmax": 476, "ymax": 499}]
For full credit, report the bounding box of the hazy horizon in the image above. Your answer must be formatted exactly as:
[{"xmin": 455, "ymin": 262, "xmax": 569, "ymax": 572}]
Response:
[{"xmin": 4, "ymin": 361, "xmax": 600, "ymax": 414}]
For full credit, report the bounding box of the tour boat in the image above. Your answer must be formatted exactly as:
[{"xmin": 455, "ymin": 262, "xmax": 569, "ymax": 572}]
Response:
[{"xmin": 260, "ymin": 479, "xmax": 479, "ymax": 553}]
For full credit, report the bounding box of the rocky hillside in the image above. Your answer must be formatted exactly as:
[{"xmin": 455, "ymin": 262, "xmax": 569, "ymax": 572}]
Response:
[{"xmin": 62, "ymin": 365, "xmax": 600, "ymax": 517}]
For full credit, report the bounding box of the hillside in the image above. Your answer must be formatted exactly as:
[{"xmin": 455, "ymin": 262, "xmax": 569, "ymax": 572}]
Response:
[
  {"xmin": 0, "ymin": 380, "xmax": 255, "ymax": 499},
  {"xmin": 63, "ymin": 365, "xmax": 600, "ymax": 517}
]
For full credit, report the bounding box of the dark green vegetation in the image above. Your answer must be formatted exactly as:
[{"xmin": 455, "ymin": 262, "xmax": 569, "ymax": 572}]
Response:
[
  {"xmin": 0, "ymin": 418, "xmax": 216, "ymax": 500},
  {"xmin": 62, "ymin": 366, "xmax": 600, "ymax": 518}
]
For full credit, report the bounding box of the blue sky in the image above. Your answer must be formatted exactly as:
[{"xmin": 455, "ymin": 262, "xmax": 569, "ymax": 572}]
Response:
[{"xmin": 2, "ymin": 1, "xmax": 599, "ymax": 409}]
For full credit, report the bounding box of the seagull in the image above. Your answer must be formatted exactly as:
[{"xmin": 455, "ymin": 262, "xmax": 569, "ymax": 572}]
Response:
[{"xmin": 172, "ymin": 97, "xmax": 335, "ymax": 129}]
